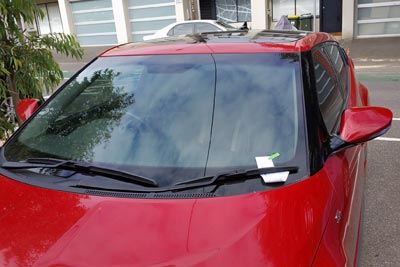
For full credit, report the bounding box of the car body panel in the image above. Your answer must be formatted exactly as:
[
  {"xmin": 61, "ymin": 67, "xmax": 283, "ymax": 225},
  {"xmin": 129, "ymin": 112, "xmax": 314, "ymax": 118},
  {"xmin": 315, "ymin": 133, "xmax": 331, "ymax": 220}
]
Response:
[
  {"xmin": 340, "ymin": 107, "xmax": 392, "ymax": 143},
  {"xmin": 0, "ymin": 31, "xmax": 392, "ymax": 267},
  {"xmin": 103, "ymin": 32, "xmax": 334, "ymax": 57},
  {"xmin": 324, "ymin": 146, "xmax": 366, "ymax": 266},
  {"xmin": 0, "ymin": 166, "xmax": 336, "ymax": 267},
  {"xmin": 312, "ymin": 53, "xmax": 368, "ymax": 266},
  {"xmin": 101, "ymin": 43, "xmax": 214, "ymax": 56}
]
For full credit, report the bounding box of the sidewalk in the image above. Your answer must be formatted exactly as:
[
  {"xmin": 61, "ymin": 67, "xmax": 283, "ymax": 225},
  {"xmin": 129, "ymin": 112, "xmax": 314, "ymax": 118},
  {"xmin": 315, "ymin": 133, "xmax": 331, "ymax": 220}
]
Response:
[
  {"xmin": 341, "ymin": 37, "xmax": 400, "ymax": 74},
  {"xmin": 53, "ymin": 45, "xmax": 112, "ymax": 78},
  {"xmin": 345, "ymin": 37, "xmax": 400, "ymax": 60}
]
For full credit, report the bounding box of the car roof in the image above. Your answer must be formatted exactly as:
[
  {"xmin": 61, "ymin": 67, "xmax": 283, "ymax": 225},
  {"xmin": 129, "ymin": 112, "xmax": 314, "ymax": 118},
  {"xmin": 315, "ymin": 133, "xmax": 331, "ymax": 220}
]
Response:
[{"xmin": 100, "ymin": 30, "xmax": 335, "ymax": 57}]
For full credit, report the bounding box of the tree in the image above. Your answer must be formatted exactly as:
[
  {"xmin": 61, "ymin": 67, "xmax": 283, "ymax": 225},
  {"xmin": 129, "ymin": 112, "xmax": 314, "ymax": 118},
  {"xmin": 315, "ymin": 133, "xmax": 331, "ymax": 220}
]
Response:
[{"xmin": 0, "ymin": 0, "xmax": 83, "ymax": 127}]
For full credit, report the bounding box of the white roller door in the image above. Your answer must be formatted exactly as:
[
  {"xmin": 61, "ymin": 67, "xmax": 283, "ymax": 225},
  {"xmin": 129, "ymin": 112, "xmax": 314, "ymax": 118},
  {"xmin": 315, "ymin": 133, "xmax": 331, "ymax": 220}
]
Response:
[
  {"xmin": 357, "ymin": 0, "xmax": 400, "ymax": 38},
  {"xmin": 128, "ymin": 0, "xmax": 177, "ymax": 42},
  {"xmin": 71, "ymin": 0, "xmax": 118, "ymax": 46}
]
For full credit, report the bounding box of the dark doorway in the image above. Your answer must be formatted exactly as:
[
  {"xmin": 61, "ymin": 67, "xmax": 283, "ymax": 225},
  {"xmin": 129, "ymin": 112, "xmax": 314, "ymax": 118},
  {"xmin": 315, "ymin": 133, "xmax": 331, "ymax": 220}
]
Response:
[
  {"xmin": 320, "ymin": 0, "xmax": 342, "ymax": 32},
  {"xmin": 199, "ymin": 0, "xmax": 216, "ymax": 20}
]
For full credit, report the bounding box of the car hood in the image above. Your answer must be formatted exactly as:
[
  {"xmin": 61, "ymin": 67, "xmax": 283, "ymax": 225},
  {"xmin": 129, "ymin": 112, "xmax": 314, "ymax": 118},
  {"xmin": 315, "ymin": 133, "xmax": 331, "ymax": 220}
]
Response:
[{"xmin": 0, "ymin": 172, "xmax": 335, "ymax": 267}]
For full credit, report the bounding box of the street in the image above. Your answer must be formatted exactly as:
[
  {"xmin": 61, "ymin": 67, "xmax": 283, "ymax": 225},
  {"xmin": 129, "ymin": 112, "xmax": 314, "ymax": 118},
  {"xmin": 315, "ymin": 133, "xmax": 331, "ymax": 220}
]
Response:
[{"xmin": 356, "ymin": 72, "xmax": 400, "ymax": 267}]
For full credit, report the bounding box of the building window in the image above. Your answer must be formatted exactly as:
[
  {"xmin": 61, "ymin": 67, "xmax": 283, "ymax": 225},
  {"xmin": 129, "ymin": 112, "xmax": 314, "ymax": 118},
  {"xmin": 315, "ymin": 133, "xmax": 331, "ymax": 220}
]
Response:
[
  {"xmin": 128, "ymin": 0, "xmax": 176, "ymax": 42},
  {"xmin": 272, "ymin": 0, "xmax": 319, "ymax": 21},
  {"xmin": 357, "ymin": 0, "xmax": 400, "ymax": 37},
  {"xmin": 216, "ymin": 0, "xmax": 251, "ymax": 22},
  {"xmin": 36, "ymin": 3, "xmax": 63, "ymax": 34}
]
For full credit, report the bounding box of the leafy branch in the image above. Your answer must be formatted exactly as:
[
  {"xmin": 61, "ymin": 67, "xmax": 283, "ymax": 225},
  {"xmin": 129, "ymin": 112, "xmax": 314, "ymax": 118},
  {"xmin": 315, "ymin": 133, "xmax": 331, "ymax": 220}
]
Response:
[{"xmin": 0, "ymin": 0, "xmax": 84, "ymax": 131}]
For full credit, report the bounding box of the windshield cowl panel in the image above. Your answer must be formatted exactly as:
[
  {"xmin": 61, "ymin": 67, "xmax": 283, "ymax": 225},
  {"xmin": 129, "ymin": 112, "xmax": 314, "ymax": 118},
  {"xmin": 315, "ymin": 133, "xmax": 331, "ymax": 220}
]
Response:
[{"xmin": 3, "ymin": 53, "xmax": 308, "ymax": 195}]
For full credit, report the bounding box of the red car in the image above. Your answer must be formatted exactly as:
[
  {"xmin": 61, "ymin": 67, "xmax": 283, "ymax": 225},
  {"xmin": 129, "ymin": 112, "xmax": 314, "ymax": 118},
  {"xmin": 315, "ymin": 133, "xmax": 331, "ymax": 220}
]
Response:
[{"xmin": 0, "ymin": 31, "xmax": 392, "ymax": 266}]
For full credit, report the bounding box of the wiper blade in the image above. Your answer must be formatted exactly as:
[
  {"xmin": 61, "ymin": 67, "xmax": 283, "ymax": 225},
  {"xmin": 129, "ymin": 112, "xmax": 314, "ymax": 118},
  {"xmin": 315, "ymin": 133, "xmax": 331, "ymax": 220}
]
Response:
[
  {"xmin": 175, "ymin": 166, "xmax": 299, "ymax": 186},
  {"xmin": 75, "ymin": 166, "xmax": 299, "ymax": 193},
  {"xmin": 1, "ymin": 158, "xmax": 158, "ymax": 187}
]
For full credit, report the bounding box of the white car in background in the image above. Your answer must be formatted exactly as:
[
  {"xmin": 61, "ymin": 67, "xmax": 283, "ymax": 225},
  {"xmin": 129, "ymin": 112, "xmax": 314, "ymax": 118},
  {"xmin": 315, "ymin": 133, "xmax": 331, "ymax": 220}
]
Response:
[{"xmin": 143, "ymin": 20, "xmax": 238, "ymax": 41}]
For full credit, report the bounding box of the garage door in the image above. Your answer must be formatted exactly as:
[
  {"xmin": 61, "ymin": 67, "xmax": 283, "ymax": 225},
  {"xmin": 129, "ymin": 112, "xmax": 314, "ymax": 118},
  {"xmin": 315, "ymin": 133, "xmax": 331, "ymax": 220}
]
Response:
[
  {"xmin": 357, "ymin": 0, "xmax": 400, "ymax": 38},
  {"xmin": 128, "ymin": 0, "xmax": 176, "ymax": 42},
  {"xmin": 71, "ymin": 0, "xmax": 118, "ymax": 46}
]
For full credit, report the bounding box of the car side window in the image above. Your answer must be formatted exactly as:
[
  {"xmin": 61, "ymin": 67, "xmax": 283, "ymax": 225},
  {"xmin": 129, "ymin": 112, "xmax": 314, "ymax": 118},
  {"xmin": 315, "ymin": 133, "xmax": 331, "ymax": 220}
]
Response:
[
  {"xmin": 312, "ymin": 47, "xmax": 345, "ymax": 133},
  {"xmin": 324, "ymin": 43, "xmax": 349, "ymax": 97},
  {"xmin": 195, "ymin": 23, "xmax": 221, "ymax": 33},
  {"xmin": 168, "ymin": 23, "xmax": 194, "ymax": 36}
]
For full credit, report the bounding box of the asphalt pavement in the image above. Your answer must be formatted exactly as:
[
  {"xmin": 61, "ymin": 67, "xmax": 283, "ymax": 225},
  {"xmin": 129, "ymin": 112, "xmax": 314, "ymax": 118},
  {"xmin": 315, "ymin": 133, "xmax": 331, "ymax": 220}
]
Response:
[
  {"xmin": 353, "ymin": 61, "xmax": 400, "ymax": 266},
  {"xmin": 359, "ymin": 86, "xmax": 399, "ymax": 267}
]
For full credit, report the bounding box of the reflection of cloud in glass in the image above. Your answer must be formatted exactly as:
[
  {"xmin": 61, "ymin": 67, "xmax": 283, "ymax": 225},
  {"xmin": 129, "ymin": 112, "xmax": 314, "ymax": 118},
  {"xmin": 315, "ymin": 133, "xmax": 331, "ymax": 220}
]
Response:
[
  {"xmin": 91, "ymin": 57, "xmax": 216, "ymax": 171},
  {"xmin": 207, "ymin": 54, "xmax": 298, "ymax": 169}
]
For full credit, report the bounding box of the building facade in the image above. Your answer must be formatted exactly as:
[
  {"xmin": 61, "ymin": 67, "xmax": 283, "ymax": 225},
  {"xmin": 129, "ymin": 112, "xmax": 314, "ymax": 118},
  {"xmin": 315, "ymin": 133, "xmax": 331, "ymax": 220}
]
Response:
[
  {"xmin": 29, "ymin": 0, "xmax": 400, "ymax": 46},
  {"xmin": 344, "ymin": 0, "xmax": 400, "ymax": 39}
]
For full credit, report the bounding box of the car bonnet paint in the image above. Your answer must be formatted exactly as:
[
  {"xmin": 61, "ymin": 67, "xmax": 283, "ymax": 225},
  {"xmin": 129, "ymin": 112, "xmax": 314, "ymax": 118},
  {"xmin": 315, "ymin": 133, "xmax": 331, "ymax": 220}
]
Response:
[{"xmin": 0, "ymin": 168, "xmax": 335, "ymax": 267}]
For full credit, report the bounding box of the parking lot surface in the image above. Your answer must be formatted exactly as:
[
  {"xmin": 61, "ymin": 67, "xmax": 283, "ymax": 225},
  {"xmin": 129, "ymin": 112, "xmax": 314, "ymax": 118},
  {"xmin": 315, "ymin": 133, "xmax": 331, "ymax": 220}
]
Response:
[{"xmin": 357, "ymin": 72, "xmax": 400, "ymax": 267}]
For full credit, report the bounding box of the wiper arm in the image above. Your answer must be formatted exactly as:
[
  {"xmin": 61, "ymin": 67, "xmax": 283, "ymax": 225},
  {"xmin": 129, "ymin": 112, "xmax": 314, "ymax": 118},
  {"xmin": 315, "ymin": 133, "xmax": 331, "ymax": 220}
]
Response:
[
  {"xmin": 1, "ymin": 158, "xmax": 158, "ymax": 187},
  {"xmin": 75, "ymin": 166, "xmax": 299, "ymax": 193},
  {"xmin": 175, "ymin": 166, "xmax": 299, "ymax": 186}
]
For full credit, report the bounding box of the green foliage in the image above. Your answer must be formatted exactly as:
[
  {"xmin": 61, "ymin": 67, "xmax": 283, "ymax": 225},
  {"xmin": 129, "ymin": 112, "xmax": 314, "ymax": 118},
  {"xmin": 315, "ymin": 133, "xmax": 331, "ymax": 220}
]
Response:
[
  {"xmin": 6, "ymin": 33, "xmax": 83, "ymax": 99},
  {"xmin": 0, "ymin": 0, "xmax": 83, "ymax": 129},
  {"xmin": 0, "ymin": 116, "xmax": 14, "ymax": 140}
]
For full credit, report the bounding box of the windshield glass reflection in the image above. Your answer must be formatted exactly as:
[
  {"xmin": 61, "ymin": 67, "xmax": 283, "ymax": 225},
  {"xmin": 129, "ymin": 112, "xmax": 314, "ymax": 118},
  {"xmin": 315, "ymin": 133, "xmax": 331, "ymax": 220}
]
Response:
[{"xmin": 4, "ymin": 53, "xmax": 302, "ymax": 185}]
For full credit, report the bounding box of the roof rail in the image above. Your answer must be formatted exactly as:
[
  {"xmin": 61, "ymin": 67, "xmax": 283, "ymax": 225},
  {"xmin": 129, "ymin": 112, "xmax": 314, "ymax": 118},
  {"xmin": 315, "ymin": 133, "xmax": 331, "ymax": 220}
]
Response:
[
  {"xmin": 195, "ymin": 29, "xmax": 308, "ymax": 43},
  {"xmin": 259, "ymin": 29, "xmax": 309, "ymax": 35},
  {"xmin": 200, "ymin": 30, "xmax": 249, "ymax": 36}
]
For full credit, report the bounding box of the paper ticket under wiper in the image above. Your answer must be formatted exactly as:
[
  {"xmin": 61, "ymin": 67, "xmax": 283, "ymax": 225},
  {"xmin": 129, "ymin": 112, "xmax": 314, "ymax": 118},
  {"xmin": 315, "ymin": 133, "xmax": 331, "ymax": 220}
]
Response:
[{"xmin": 255, "ymin": 153, "xmax": 289, "ymax": 183}]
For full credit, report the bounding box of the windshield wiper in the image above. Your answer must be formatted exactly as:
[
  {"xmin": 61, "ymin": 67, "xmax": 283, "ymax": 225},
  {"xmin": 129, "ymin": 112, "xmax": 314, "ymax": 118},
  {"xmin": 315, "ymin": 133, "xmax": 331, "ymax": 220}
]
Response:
[
  {"xmin": 78, "ymin": 166, "xmax": 299, "ymax": 193},
  {"xmin": 174, "ymin": 166, "xmax": 299, "ymax": 186},
  {"xmin": 1, "ymin": 157, "xmax": 158, "ymax": 187}
]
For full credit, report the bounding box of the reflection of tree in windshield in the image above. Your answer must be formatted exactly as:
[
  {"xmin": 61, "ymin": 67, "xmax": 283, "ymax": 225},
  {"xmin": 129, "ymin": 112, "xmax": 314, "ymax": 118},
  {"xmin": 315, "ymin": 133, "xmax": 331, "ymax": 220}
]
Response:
[
  {"xmin": 53, "ymin": 69, "xmax": 136, "ymax": 162},
  {"xmin": 5, "ymin": 69, "xmax": 136, "ymax": 162},
  {"xmin": 280, "ymin": 53, "xmax": 299, "ymax": 62}
]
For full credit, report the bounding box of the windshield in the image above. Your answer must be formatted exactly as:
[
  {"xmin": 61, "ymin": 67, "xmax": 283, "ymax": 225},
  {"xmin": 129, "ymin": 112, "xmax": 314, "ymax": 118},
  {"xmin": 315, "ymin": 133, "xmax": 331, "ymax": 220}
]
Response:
[{"xmin": 3, "ymin": 53, "xmax": 305, "ymax": 187}]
